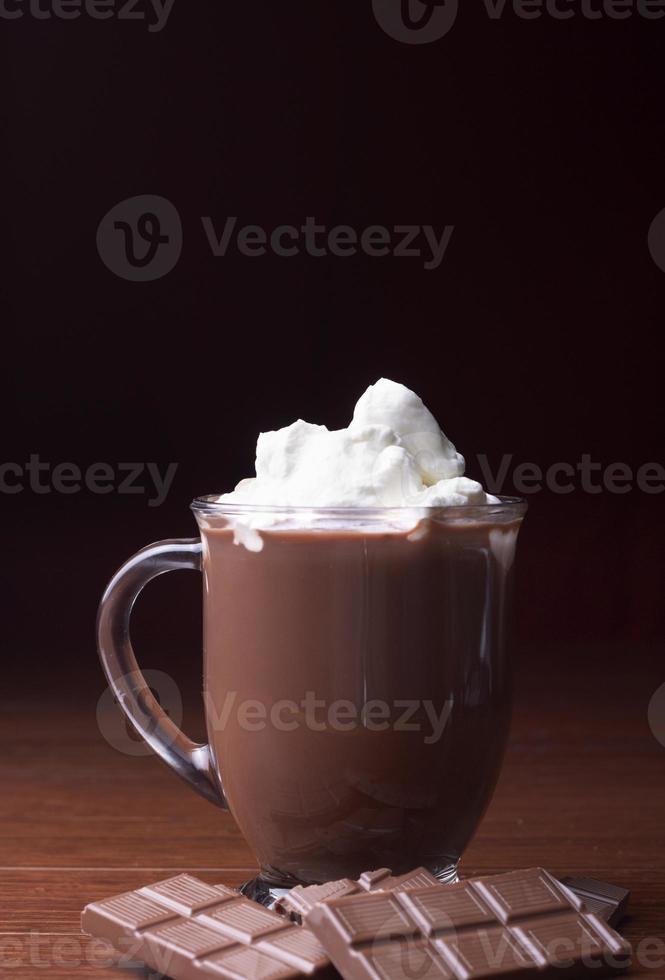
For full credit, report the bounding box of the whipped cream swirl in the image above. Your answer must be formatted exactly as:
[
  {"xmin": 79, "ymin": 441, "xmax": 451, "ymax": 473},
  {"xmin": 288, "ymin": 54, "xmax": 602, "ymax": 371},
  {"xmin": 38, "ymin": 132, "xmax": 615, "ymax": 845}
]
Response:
[{"xmin": 218, "ymin": 379, "xmax": 496, "ymax": 515}]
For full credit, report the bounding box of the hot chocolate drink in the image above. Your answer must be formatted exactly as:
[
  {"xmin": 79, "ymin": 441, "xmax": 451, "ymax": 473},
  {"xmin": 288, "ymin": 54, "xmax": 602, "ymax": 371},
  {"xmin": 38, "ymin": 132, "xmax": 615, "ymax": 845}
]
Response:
[{"xmin": 199, "ymin": 511, "xmax": 521, "ymax": 886}]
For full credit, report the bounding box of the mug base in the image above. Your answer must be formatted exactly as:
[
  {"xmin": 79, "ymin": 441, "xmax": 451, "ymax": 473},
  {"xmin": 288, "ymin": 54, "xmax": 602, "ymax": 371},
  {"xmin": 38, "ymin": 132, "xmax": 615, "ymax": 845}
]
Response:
[
  {"xmin": 240, "ymin": 877, "xmax": 294, "ymax": 909},
  {"xmin": 240, "ymin": 861, "xmax": 460, "ymax": 910}
]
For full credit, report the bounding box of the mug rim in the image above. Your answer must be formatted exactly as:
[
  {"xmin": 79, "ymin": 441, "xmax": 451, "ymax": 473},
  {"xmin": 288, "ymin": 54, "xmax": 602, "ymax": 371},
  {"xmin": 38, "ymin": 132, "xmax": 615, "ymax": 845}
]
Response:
[{"xmin": 190, "ymin": 494, "xmax": 527, "ymax": 520}]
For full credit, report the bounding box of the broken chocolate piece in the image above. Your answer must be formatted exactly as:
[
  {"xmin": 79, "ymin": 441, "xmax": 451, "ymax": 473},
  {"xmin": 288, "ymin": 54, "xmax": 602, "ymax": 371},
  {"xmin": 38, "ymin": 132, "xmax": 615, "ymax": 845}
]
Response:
[{"xmin": 279, "ymin": 866, "xmax": 440, "ymax": 919}]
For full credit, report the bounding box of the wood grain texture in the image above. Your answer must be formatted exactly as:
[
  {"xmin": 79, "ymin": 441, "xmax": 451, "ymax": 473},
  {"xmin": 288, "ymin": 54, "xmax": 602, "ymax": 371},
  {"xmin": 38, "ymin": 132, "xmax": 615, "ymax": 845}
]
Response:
[{"xmin": 2, "ymin": 645, "xmax": 664, "ymax": 977}]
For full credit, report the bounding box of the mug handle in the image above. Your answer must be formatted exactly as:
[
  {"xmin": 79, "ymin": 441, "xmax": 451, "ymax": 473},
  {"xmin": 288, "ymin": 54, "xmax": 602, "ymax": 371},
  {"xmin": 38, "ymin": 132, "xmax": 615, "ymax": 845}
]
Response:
[{"xmin": 96, "ymin": 538, "xmax": 227, "ymax": 809}]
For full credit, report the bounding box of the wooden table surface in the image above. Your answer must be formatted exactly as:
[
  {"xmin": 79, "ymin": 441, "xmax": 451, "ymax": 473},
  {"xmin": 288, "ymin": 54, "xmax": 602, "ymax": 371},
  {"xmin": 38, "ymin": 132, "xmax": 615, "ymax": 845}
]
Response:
[{"xmin": 2, "ymin": 644, "xmax": 664, "ymax": 978}]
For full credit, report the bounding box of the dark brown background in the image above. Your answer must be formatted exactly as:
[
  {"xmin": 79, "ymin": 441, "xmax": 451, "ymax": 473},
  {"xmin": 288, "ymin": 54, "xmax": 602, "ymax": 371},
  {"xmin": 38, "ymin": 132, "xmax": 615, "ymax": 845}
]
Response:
[
  {"xmin": 0, "ymin": 0, "xmax": 665, "ymax": 679},
  {"xmin": 1, "ymin": 2, "xmax": 665, "ymax": 976},
  {"xmin": 3, "ymin": 2, "xmax": 665, "ymax": 697}
]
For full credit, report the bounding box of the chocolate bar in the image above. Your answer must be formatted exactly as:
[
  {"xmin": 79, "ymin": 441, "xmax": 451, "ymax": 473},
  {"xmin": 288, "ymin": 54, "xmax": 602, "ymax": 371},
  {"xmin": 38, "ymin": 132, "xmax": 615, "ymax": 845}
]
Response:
[
  {"xmin": 278, "ymin": 867, "xmax": 440, "ymax": 918},
  {"xmin": 81, "ymin": 873, "xmax": 332, "ymax": 979},
  {"xmin": 559, "ymin": 877, "xmax": 630, "ymax": 928},
  {"xmin": 306, "ymin": 867, "xmax": 631, "ymax": 979},
  {"xmin": 278, "ymin": 867, "xmax": 628, "ymax": 929}
]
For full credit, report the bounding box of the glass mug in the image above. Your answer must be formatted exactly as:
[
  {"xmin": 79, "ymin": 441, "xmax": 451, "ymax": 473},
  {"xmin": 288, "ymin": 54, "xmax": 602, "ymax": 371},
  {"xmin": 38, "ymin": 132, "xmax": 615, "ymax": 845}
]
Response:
[{"xmin": 97, "ymin": 497, "xmax": 526, "ymax": 896}]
